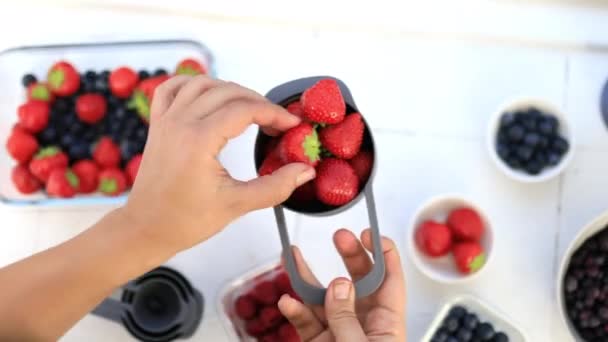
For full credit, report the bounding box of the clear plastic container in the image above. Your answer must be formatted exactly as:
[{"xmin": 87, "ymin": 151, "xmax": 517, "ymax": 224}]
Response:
[{"xmin": 0, "ymin": 39, "xmax": 215, "ymax": 207}]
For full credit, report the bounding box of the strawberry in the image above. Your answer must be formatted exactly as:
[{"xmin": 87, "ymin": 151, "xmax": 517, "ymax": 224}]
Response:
[
  {"xmin": 314, "ymin": 158, "xmax": 359, "ymax": 206},
  {"xmin": 126, "ymin": 154, "xmax": 143, "ymax": 185},
  {"xmin": 98, "ymin": 168, "xmax": 127, "ymax": 196},
  {"xmin": 285, "ymin": 101, "xmax": 303, "ymax": 118},
  {"xmin": 72, "ymin": 160, "xmax": 100, "ymax": 194},
  {"xmin": 263, "ymin": 138, "xmax": 280, "ymax": 157},
  {"xmin": 128, "ymin": 75, "xmax": 170, "ymax": 123},
  {"xmin": 274, "ymin": 271, "xmax": 292, "ymax": 294},
  {"xmin": 415, "ymin": 220, "xmax": 453, "ymax": 258},
  {"xmin": 447, "ymin": 208, "xmax": 485, "ymax": 242},
  {"xmin": 46, "ymin": 168, "xmax": 79, "ymax": 198},
  {"xmin": 18, "ymin": 101, "xmax": 50, "ymax": 133},
  {"xmin": 452, "ymin": 241, "xmax": 486, "ymax": 274},
  {"xmin": 11, "ymin": 165, "xmax": 41, "ymax": 194},
  {"xmin": 245, "ymin": 318, "xmax": 266, "ymax": 337},
  {"xmin": 76, "ymin": 93, "xmax": 107, "ymax": 124},
  {"xmin": 289, "ymin": 181, "xmax": 316, "ymax": 203},
  {"xmin": 93, "ymin": 137, "xmax": 121, "ymax": 168},
  {"xmin": 259, "ymin": 306, "xmax": 283, "ymax": 329},
  {"xmin": 109, "ymin": 66, "xmax": 139, "ymax": 98},
  {"xmin": 29, "ymin": 147, "xmax": 69, "ymax": 182},
  {"xmin": 27, "ymin": 82, "xmax": 54, "ymax": 103},
  {"xmin": 259, "ymin": 149, "xmax": 284, "ymax": 176},
  {"xmin": 175, "ymin": 58, "xmax": 207, "ymax": 75},
  {"xmin": 251, "ymin": 281, "xmax": 279, "ymax": 306},
  {"xmin": 47, "ymin": 61, "xmax": 80, "ymax": 97},
  {"xmin": 349, "ymin": 150, "xmax": 373, "ymax": 185},
  {"xmin": 278, "ymin": 324, "xmax": 300, "ymax": 342},
  {"xmin": 234, "ymin": 295, "xmax": 257, "ymax": 320},
  {"xmin": 301, "ymin": 79, "xmax": 345, "ymax": 124},
  {"xmin": 6, "ymin": 129, "xmax": 38, "ymax": 163},
  {"xmin": 277, "ymin": 123, "xmax": 320, "ymax": 166},
  {"xmin": 319, "ymin": 112, "xmax": 364, "ymax": 159}
]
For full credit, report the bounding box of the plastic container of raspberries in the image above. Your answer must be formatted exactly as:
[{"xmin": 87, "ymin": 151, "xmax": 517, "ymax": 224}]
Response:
[
  {"xmin": 0, "ymin": 39, "xmax": 215, "ymax": 207},
  {"xmin": 217, "ymin": 259, "xmax": 301, "ymax": 341}
]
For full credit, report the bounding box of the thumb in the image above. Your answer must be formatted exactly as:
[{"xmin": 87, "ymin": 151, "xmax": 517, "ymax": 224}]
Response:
[
  {"xmin": 237, "ymin": 163, "xmax": 315, "ymax": 211},
  {"xmin": 325, "ymin": 278, "xmax": 367, "ymax": 342}
]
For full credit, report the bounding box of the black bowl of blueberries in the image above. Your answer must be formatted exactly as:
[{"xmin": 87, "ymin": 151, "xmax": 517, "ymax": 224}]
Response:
[{"xmin": 487, "ymin": 98, "xmax": 574, "ymax": 182}]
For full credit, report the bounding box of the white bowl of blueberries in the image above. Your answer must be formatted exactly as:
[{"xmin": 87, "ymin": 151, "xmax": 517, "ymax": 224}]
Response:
[{"xmin": 487, "ymin": 98, "xmax": 574, "ymax": 183}]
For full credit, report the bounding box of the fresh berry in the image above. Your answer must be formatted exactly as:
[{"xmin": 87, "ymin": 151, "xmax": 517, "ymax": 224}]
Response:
[
  {"xmin": 259, "ymin": 306, "xmax": 283, "ymax": 329},
  {"xmin": 274, "ymin": 272, "xmax": 292, "ymax": 294},
  {"xmin": 93, "ymin": 137, "xmax": 121, "ymax": 168},
  {"xmin": 109, "ymin": 67, "xmax": 139, "ymax": 98},
  {"xmin": 138, "ymin": 70, "xmax": 150, "ymax": 80},
  {"xmin": 277, "ymin": 123, "xmax": 320, "ymax": 166},
  {"xmin": 349, "ymin": 150, "xmax": 373, "ymax": 185},
  {"xmin": 319, "ymin": 113, "xmax": 364, "ymax": 159},
  {"xmin": 11, "ymin": 165, "xmax": 42, "ymax": 194},
  {"xmin": 285, "ymin": 101, "xmax": 303, "ymax": 117},
  {"xmin": 263, "ymin": 138, "xmax": 280, "ymax": 157},
  {"xmin": 22, "ymin": 74, "xmax": 37, "ymax": 87},
  {"xmin": 259, "ymin": 149, "xmax": 285, "ymax": 176},
  {"xmin": 474, "ymin": 322, "xmax": 495, "ymax": 340},
  {"xmin": 301, "ymin": 79, "xmax": 345, "ymax": 124},
  {"xmin": 154, "ymin": 68, "xmax": 168, "ymax": 76},
  {"xmin": 46, "ymin": 168, "xmax": 79, "ymax": 198},
  {"xmin": 29, "ymin": 147, "xmax": 69, "ymax": 182},
  {"xmin": 98, "ymin": 168, "xmax": 127, "ymax": 196},
  {"xmin": 314, "ymin": 158, "xmax": 359, "ymax": 206},
  {"xmin": 234, "ymin": 295, "xmax": 257, "ymax": 320},
  {"xmin": 27, "ymin": 82, "xmax": 54, "ymax": 103},
  {"xmin": 126, "ymin": 154, "xmax": 143, "ymax": 185},
  {"xmin": 18, "ymin": 101, "xmax": 50, "ymax": 133},
  {"xmin": 278, "ymin": 323, "xmax": 300, "ymax": 342},
  {"xmin": 245, "ymin": 318, "xmax": 266, "ymax": 337},
  {"xmin": 289, "ymin": 181, "xmax": 316, "ymax": 203},
  {"xmin": 415, "ymin": 220, "xmax": 453, "ymax": 257},
  {"xmin": 128, "ymin": 75, "xmax": 170, "ymax": 123},
  {"xmin": 175, "ymin": 58, "xmax": 207, "ymax": 75},
  {"xmin": 452, "ymin": 242, "xmax": 486, "ymax": 274},
  {"xmin": 258, "ymin": 332, "xmax": 280, "ymax": 342},
  {"xmin": 251, "ymin": 281, "xmax": 279, "ymax": 306},
  {"xmin": 47, "ymin": 61, "xmax": 80, "ymax": 97},
  {"xmin": 447, "ymin": 208, "xmax": 485, "ymax": 242},
  {"xmin": 72, "ymin": 160, "xmax": 99, "ymax": 194},
  {"xmin": 6, "ymin": 129, "xmax": 38, "ymax": 164},
  {"xmin": 76, "ymin": 93, "xmax": 107, "ymax": 124}
]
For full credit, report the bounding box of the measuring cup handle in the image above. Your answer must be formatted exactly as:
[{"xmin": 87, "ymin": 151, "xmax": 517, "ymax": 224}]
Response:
[
  {"xmin": 91, "ymin": 297, "xmax": 126, "ymax": 323},
  {"xmin": 275, "ymin": 185, "xmax": 386, "ymax": 305}
]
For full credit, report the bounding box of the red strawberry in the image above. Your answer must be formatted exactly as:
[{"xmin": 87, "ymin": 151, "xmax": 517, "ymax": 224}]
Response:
[
  {"xmin": 93, "ymin": 137, "xmax": 121, "ymax": 168},
  {"xmin": 47, "ymin": 61, "xmax": 80, "ymax": 97},
  {"xmin": 72, "ymin": 160, "xmax": 100, "ymax": 194},
  {"xmin": 18, "ymin": 101, "xmax": 50, "ymax": 133},
  {"xmin": 258, "ymin": 332, "xmax": 280, "ymax": 342},
  {"xmin": 301, "ymin": 79, "xmax": 345, "ymax": 124},
  {"xmin": 11, "ymin": 123, "xmax": 27, "ymax": 134},
  {"xmin": 76, "ymin": 93, "xmax": 107, "ymax": 124},
  {"xmin": 349, "ymin": 150, "xmax": 373, "ymax": 185},
  {"xmin": 46, "ymin": 168, "xmax": 79, "ymax": 198},
  {"xmin": 6, "ymin": 129, "xmax": 38, "ymax": 163},
  {"xmin": 109, "ymin": 66, "xmax": 139, "ymax": 98},
  {"xmin": 319, "ymin": 112, "xmax": 364, "ymax": 159},
  {"xmin": 29, "ymin": 147, "xmax": 69, "ymax": 182},
  {"xmin": 277, "ymin": 123, "xmax": 320, "ymax": 166},
  {"xmin": 245, "ymin": 318, "xmax": 266, "ymax": 337},
  {"xmin": 98, "ymin": 168, "xmax": 128, "ymax": 196},
  {"xmin": 274, "ymin": 271, "xmax": 292, "ymax": 294},
  {"xmin": 128, "ymin": 75, "xmax": 170, "ymax": 123},
  {"xmin": 447, "ymin": 208, "xmax": 485, "ymax": 242},
  {"xmin": 263, "ymin": 138, "xmax": 280, "ymax": 157},
  {"xmin": 314, "ymin": 158, "xmax": 359, "ymax": 206},
  {"xmin": 259, "ymin": 306, "xmax": 283, "ymax": 329},
  {"xmin": 285, "ymin": 101, "xmax": 303, "ymax": 117},
  {"xmin": 175, "ymin": 58, "xmax": 207, "ymax": 75},
  {"xmin": 126, "ymin": 154, "xmax": 143, "ymax": 185},
  {"xmin": 234, "ymin": 295, "xmax": 257, "ymax": 320},
  {"xmin": 251, "ymin": 281, "xmax": 279, "ymax": 306},
  {"xmin": 259, "ymin": 149, "xmax": 284, "ymax": 176},
  {"xmin": 11, "ymin": 165, "xmax": 41, "ymax": 194},
  {"xmin": 415, "ymin": 220, "xmax": 453, "ymax": 257},
  {"xmin": 27, "ymin": 82, "xmax": 54, "ymax": 103},
  {"xmin": 289, "ymin": 181, "xmax": 316, "ymax": 203},
  {"xmin": 452, "ymin": 241, "xmax": 486, "ymax": 274},
  {"xmin": 278, "ymin": 323, "xmax": 300, "ymax": 342}
]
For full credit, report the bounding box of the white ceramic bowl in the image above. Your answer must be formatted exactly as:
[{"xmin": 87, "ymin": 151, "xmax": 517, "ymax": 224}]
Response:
[
  {"xmin": 487, "ymin": 98, "xmax": 575, "ymax": 183},
  {"xmin": 407, "ymin": 195, "xmax": 494, "ymax": 284},
  {"xmin": 556, "ymin": 210, "xmax": 608, "ymax": 341}
]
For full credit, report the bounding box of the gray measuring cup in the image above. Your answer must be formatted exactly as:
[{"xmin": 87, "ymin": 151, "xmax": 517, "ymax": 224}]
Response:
[{"xmin": 254, "ymin": 76, "xmax": 386, "ymax": 305}]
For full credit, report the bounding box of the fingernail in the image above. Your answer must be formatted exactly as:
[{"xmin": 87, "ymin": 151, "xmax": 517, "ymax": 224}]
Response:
[
  {"xmin": 333, "ymin": 280, "xmax": 351, "ymax": 300},
  {"xmin": 296, "ymin": 167, "xmax": 316, "ymax": 186}
]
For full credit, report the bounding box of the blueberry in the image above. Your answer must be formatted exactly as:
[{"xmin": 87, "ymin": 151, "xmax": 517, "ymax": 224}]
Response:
[
  {"xmin": 85, "ymin": 70, "xmax": 97, "ymax": 81},
  {"xmin": 94, "ymin": 78, "xmax": 109, "ymax": 93},
  {"xmin": 61, "ymin": 112, "xmax": 78, "ymax": 128},
  {"xmin": 491, "ymin": 332, "xmax": 509, "ymax": 342},
  {"xmin": 496, "ymin": 143, "xmax": 510, "ymax": 161},
  {"xmin": 521, "ymin": 116, "xmax": 537, "ymax": 131},
  {"xmin": 523, "ymin": 132, "xmax": 541, "ymax": 147},
  {"xmin": 53, "ymin": 98, "xmax": 70, "ymax": 114},
  {"xmin": 462, "ymin": 313, "xmax": 479, "ymax": 330},
  {"xmin": 516, "ymin": 146, "xmax": 534, "ymax": 161},
  {"xmin": 83, "ymin": 128, "xmax": 97, "ymax": 143},
  {"xmin": 22, "ymin": 73, "xmax": 37, "ymax": 87},
  {"xmin": 538, "ymin": 118, "xmax": 557, "ymax": 136},
  {"xmin": 112, "ymin": 106, "xmax": 127, "ymax": 121},
  {"xmin": 154, "ymin": 68, "xmax": 168, "ymax": 76},
  {"xmin": 38, "ymin": 127, "xmax": 58, "ymax": 145},
  {"xmin": 61, "ymin": 134, "xmax": 75, "ymax": 149},
  {"xmin": 82, "ymin": 80, "xmax": 96, "ymax": 93},
  {"xmin": 449, "ymin": 306, "xmax": 467, "ymax": 318},
  {"xmin": 107, "ymin": 96, "xmax": 123, "ymax": 111},
  {"xmin": 525, "ymin": 160, "xmax": 543, "ymax": 175},
  {"xmin": 69, "ymin": 122, "xmax": 85, "ymax": 135},
  {"xmin": 100, "ymin": 70, "xmax": 110, "ymax": 81},
  {"xmin": 138, "ymin": 70, "xmax": 150, "ymax": 80},
  {"xmin": 499, "ymin": 113, "xmax": 515, "ymax": 128},
  {"xmin": 497, "ymin": 131, "xmax": 508, "ymax": 144},
  {"xmin": 457, "ymin": 328, "xmax": 473, "ymax": 341},
  {"xmin": 506, "ymin": 157, "xmax": 522, "ymax": 169},
  {"xmin": 474, "ymin": 323, "xmax": 494, "ymax": 340},
  {"xmin": 552, "ymin": 137, "xmax": 570, "ymax": 155},
  {"xmin": 124, "ymin": 116, "xmax": 140, "ymax": 131},
  {"xmin": 135, "ymin": 127, "xmax": 148, "ymax": 142},
  {"xmin": 109, "ymin": 121, "xmax": 122, "ymax": 134},
  {"xmin": 432, "ymin": 329, "xmax": 449, "ymax": 342},
  {"xmin": 533, "ymin": 151, "xmax": 548, "ymax": 166},
  {"xmin": 446, "ymin": 337, "xmax": 458, "ymax": 342},
  {"xmin": 507, "ymin": 125, "xmax": 525, "ymax": 142},
  {"xmin": 68, "ymin": 141, "xmax": 90, "ymax": 160},
  {"xmin": 538, "ymin": 136, "xmax": 549, "ymax": 149},
  {"xmin": 444, "ymin": 317, "xmax": 460, "ymax": 333}
]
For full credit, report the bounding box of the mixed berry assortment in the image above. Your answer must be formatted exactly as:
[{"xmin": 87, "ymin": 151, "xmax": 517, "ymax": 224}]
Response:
[
  {"xmin": 563, "ymin": 226, "xmax": 608, "ymax": 341},
  {"xmin": 5, "ymin": 58, "xmax": 207, "ymax": 198},
  {"xmin": 258, "ymin": 79, "xmax": 372, "ymax": 210},
  {"xmin": 431, "ymin": 305, "xmax": 509, "ymax": 342},
  {"xmin": 495, "ymin": 107, "xmax": 569, "ymax": 175},
  {"xmin": 415, "ymin": 207, "xmax": 487, "ymax": 275},
  {"xmin": 230, "ymin": 266, "xmax": 300, "ymax": 342}
]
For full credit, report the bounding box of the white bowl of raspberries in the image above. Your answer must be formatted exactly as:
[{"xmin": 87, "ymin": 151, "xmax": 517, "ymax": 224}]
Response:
[{"xmin": 408, "ymin": 195, "xmax": 494, "ymax": 284}]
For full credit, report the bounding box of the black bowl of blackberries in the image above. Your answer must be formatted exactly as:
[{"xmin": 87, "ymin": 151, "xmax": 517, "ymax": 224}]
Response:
[
  {"xmin": 559, "ymin": 212, "xmax": 608, "ymax": 341},
  {"xmin": 488, "ymin": 99, "xmax": 573, "ymax": 182}
]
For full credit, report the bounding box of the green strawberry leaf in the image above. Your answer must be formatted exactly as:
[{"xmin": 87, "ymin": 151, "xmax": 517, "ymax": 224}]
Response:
[
  {"xmin": 302, "ymin": 129, "xmax": 321, "ymax": 163},
  {"xmin": 35, "ymin": 146, "xmax": 60, "ymax": 159},
  {"xmin": 99, "ymin": 179, "xmax": 117, "ymax": 194},
  {"xmin": 31, "ymin": 85, "xmax": 50, "ymax": 101},
  {"xmin": 176, "ymin": 66, "xmax": 200, "ymax": 76},
  {"xmin": 469, "ymin": 253, "xmax": 486, "ymax": 272},
  {"xmin": 66, "ymin": 170, "xmax": 80, "ymax": 188},
  {"xmin": 48, "ymin": 69, "xmax": 65, "ymax": 89},
  {"xmin": 128, "ymin": 91, "xmax": 150, "ymax": 122}
]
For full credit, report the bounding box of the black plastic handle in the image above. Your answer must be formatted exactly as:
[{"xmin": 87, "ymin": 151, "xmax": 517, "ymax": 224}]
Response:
[
  {"xmin": 275, "ymin": 185, "xmax": 386, "ymax": 305},
  {"xmin": 92, "ymin": 297, "xmax": 126, "ymax": 323}
]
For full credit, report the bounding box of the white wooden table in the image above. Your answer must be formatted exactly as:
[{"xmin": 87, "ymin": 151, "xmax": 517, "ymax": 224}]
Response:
[{"xmin": 2, "ymin": 2, "xmax": 608, "ymax": 341}]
